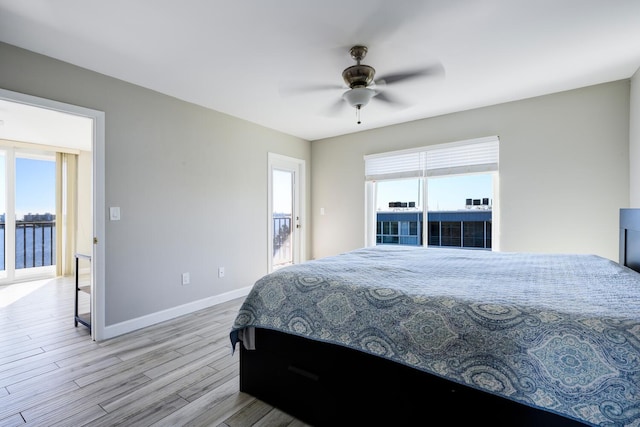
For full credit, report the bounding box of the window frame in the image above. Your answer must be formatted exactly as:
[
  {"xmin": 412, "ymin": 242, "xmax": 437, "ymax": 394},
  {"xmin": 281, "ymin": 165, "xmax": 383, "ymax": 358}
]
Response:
[{"xmin": 364, "ymin": 136, "xmax": 499, "ymax": 250}]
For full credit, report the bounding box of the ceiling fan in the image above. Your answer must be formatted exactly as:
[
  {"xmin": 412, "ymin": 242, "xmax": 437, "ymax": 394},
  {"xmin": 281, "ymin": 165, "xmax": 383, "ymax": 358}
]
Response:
[
  {"xmin": 337, "ymin": 45, "xmax": 444, "ymax": 124},
  {"xmin": 279, "ymin": 44, "xmax": 444, "ymax": 124}
]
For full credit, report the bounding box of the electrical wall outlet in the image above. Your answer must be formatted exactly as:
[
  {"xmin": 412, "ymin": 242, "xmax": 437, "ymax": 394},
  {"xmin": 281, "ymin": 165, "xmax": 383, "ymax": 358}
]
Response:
[
  {"xmin": 181, "ymin": 272, "xmax": 190, "ymax": 285},
  {"xmin": 218, "ymin": 267, "xmax": 225, "ymax": 278}
]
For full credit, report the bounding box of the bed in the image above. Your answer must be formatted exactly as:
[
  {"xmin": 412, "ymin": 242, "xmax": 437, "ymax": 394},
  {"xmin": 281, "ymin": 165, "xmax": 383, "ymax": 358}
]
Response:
[{"xmin": 230, "ymin": 209, "xmax": 640, "ymax": 426}]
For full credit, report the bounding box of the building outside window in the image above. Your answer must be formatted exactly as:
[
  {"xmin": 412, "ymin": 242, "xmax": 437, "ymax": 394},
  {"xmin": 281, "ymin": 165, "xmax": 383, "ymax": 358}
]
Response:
[{"xmin": 377, "ymin": 208, "xmax": 492, "ymax": 250}]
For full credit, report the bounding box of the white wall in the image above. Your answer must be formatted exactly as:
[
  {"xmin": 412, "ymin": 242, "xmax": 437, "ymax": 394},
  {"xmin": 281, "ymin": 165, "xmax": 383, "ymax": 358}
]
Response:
[
  {"xmin": 0, "ymin": 42, "xmax": 311, "ymax": 329},
  {"xmin": 630, "ymin": 68, "xmax": 640, "ymax": 206},
  {"xmin": 311, "ymin": 81, "xmax": 630, "ymax": 262}
]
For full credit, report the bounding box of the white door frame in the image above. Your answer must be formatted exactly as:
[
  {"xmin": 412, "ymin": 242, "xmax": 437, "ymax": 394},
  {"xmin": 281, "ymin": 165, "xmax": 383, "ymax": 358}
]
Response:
[
  {"xmin": 267, "ymin": 152, "xmax": 305, "ymax": 273},
  {"xmin": 0, "ymin": 88, "xmax": 106, "ymax": 341}
]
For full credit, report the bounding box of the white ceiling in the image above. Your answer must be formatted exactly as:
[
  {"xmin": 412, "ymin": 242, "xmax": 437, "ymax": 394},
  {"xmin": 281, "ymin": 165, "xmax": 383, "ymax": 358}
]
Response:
[
  {"xmin": 1, "ymin": 0, "xmax": 639, "ymax": 142},
  {"xmin": 0, "ymin": 98, "xmax": 93, "ymax": 150}
]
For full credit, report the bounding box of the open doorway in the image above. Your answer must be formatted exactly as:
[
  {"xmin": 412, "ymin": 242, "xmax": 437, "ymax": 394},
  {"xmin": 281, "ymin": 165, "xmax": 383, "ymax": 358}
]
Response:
[{"xmin": 0, "ymin": 88, "xmax": 105, "ymax": 340}]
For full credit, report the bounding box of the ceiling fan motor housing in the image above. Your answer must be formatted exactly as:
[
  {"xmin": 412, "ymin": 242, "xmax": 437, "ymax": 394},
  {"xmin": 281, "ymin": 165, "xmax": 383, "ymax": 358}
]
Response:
[
  {"xmin": 342, "ymin": 64, "xmax": 376, "ymax": 89},
  {"xmin": 343, "ymin": 45, "xmax": 375, "ymax": 89}
]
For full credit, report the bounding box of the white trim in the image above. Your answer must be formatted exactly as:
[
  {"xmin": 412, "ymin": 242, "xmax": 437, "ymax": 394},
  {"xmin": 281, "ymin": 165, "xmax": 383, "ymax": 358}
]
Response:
[
  {"xmin": 6, "ymin": 266, "xmax": 56, "ymax": 283},
  {"xmin": 92, "ymin": 106, "xmax": 106, "ymax": 342},
  {"xmin": 4, "ymin": 147, "xmax": 15, "ymax": 280},
  {"xmin": 364, "ymin": 181, "xmax": 376, "ymax": 247},
  {"xmin": 0, "ymin": 88, "xmax": 105, "ymax": 341},
  {"xmin": 102, "ymin": 287, "xmax": 252, "ymax": 340},
  {"xmin": 491, "ymin": 172, "xmax": 501, "ymax": 251}
]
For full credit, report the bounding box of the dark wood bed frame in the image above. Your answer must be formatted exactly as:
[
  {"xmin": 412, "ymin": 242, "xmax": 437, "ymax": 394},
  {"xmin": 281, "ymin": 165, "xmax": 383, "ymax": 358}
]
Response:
[{"xmin": 239, "ymin": 209, "xmax": 640, "ymax": 426}]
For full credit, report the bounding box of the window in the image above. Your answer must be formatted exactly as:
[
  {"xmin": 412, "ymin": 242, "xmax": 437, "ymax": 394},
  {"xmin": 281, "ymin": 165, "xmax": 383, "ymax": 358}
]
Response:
[
  {"xmin": 15, "ymin": 154, "xmax": 56, "ymax": 270},
  {"xmin": 364, "ymin": 136, "xmax": 499, "ymax": 250},
  {"xmin": 463, "ymin": 221, "xmax": 487, "ymax": 248},
  {"xmin": 0, "ymin": 147, "xmax": 57, "ymax": 281}
]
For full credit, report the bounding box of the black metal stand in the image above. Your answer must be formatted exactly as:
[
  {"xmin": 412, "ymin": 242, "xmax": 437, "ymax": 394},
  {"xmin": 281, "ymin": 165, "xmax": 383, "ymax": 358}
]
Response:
[{"xmin": 74, "ymin": 253, "xmax": 92, "ymax": 332}]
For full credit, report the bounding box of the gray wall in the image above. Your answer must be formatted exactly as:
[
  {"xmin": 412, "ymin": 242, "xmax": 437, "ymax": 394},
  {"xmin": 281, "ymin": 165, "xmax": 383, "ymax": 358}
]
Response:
[
  {"xmin": 311, "ymin": 81, "xmax": 630, "ymax": 262},
  {"xmin": 0, "ymin": 42, "xmax": 311, "ymax": 326}
]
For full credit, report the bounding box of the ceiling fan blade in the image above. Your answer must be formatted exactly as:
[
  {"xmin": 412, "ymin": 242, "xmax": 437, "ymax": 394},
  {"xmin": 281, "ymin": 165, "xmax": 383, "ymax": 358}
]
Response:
[
  {"xmin": 375, "ymin": 63, "xmax": 445, "ymax": 86},
  {"xmin": 374, "ymin": 91, "xmax": 406, "ymax": 107},
  {"xmin": 279, "ymin": 83, "xmax": 344, "ymax": 97},
  {"xmin": 374, "ymin": 91, "xmax": 396, "ymax": 104},
  {"xmin": 324, "ymin": 98, "xmax": 349, "ymax": 116}
]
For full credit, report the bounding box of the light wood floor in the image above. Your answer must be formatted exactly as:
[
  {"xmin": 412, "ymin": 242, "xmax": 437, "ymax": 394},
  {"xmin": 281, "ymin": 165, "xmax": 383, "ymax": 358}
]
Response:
[{"xmin": 0, "ymin": 276, "xmax": 310, "ymax": 426}]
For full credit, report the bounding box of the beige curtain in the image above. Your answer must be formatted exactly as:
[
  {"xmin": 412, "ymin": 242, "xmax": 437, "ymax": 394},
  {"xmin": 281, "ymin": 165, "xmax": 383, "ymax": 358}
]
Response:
[{"xmin": 56, "ymin": 152, "xmax": 78, "ymax": 276}]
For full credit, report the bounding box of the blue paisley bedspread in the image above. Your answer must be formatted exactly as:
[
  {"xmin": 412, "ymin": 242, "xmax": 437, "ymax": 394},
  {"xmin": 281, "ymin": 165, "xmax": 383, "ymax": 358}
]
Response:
[{"xmin": 230, "ymin": 246, "xmax": 640, "ymax": 426}]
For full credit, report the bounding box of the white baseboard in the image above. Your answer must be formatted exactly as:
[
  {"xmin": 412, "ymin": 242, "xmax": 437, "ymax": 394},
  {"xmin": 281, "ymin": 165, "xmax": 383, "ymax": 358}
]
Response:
[{"xmin": 101, "ymin": 286, "xmax": 252, "ymax": 340}]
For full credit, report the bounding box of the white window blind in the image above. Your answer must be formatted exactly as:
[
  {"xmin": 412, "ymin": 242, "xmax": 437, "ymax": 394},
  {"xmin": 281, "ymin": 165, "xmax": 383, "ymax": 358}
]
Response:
[
  {"xmin": 363, "ymin": 150, "xmax": 426, "ymax": 180},
  {"xmin": 364, "ymin": 136, "xmax": 499, "ymax": 181}
]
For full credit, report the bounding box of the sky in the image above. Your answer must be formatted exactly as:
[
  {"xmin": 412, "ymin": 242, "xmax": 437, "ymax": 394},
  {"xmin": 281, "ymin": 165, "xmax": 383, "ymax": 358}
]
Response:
[
  {"xmin": 273, "ymin": 169, "xmax": 293, "ymax": 214},
  {"xmin": 0, "ymin": 155, "xmax": 56, "ymax": 218},
  {"xmin": 376, "ymin": 174, "xmax": 493, "ymax": 211}
]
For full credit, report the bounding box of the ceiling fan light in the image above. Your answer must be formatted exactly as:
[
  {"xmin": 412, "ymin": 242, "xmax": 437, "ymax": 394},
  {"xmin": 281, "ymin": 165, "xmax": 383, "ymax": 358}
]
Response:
[{"xmin": 342, "ymin": 88, "xmax": 375, "ymax": 108}]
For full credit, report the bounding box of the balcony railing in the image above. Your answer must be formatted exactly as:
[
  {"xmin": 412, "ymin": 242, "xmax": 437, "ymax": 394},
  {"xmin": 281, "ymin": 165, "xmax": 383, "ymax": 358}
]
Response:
[
  {"xmin": 0, "ymin": 220, "xmax": 56, "ymax": 270},
  {"xmin": 273, "ymin": 215, "xmax": 292, "ymax": 266}
]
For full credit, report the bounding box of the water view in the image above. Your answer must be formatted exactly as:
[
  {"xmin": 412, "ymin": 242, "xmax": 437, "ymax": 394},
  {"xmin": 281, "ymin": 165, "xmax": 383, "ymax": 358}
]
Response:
[{"xmin": 0, "ymin": 214, "xmax": 56, "ymax": 271}]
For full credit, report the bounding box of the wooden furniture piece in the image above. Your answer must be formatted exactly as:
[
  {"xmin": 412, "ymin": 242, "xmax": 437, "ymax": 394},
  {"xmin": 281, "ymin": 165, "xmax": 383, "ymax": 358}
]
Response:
[{"xmin": 74, "ymin": 253, "xmax": 91, "ymax": 332}]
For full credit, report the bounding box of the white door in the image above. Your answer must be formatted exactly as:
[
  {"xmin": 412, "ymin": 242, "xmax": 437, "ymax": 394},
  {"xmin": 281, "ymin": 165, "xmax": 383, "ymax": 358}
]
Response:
[{"xmin": 268, "ymin": 153, "xmax": 305, "ymax": 272}]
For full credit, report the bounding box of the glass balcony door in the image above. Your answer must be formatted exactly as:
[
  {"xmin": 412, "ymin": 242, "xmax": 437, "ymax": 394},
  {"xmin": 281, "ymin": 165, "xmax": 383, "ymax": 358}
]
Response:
[
  {"xmin": 0, "ymin": 147, "xmax": 56, "ymax": 283},
  {"xmin": 268, "ymin": 153, "xmax": 305, "ymax": 272},
  {"xmin": 272, "ymin": 168, "xmax": 294, "ymax": 269}
]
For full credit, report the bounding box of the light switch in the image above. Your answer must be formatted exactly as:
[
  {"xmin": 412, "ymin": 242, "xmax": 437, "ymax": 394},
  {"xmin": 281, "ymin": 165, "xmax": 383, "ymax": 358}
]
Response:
[{"xmin": 110, "ymin": 207, "xmax": 121, "ymax": 221}]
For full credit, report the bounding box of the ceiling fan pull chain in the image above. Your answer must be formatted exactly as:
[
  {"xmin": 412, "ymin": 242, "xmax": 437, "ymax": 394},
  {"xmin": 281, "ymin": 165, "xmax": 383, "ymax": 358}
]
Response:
[{"xmin": 356, "ymin": 105, "xmax": 362, "ymax": 124}]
